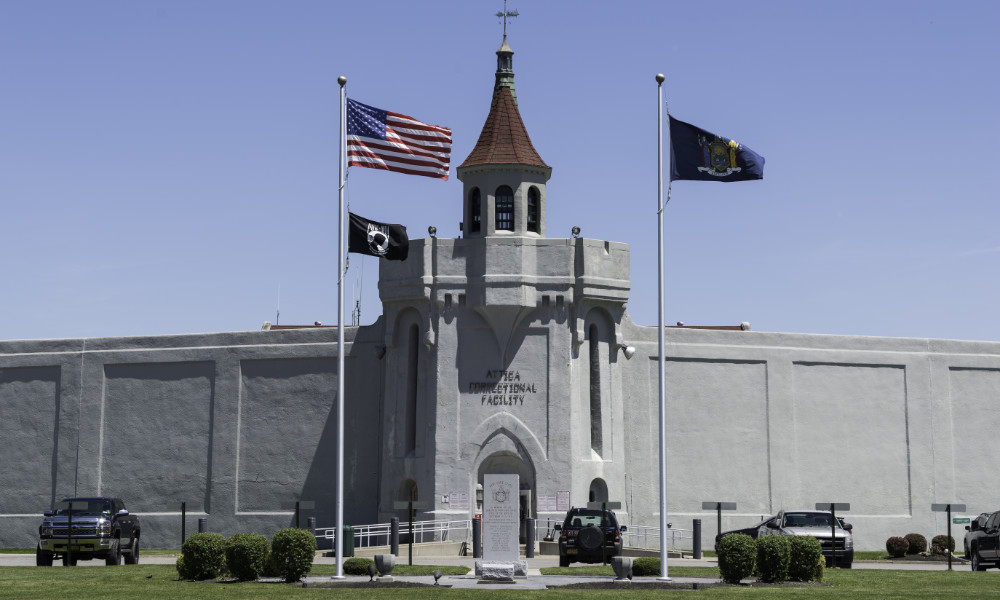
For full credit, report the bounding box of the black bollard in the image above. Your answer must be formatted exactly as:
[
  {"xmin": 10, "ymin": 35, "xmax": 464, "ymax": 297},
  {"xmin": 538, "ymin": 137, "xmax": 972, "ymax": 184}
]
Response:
[
  {"xmin": 198, "ymin": 517, "xmax": 207, "ymax": 533},
  {"xmin": 472, "ymin": 517, "xmax": 482, "ymax": 559},
  {"xmin": 390, "ymin": 517, "xmax": 399, "ymax": 556},
  {"xmin": 526, "ymin": 517, "xmax": 535, "ymax": 558},
  {"xmin": 693, "ymin": 519, "xmax": 702, "ymax": 559}
]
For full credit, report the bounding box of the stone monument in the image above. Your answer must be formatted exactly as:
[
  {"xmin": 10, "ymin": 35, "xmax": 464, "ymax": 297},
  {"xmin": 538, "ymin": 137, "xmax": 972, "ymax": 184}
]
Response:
[{"xmin": 475, "ymin": 474, "xmax": 527, "ymax": 579}]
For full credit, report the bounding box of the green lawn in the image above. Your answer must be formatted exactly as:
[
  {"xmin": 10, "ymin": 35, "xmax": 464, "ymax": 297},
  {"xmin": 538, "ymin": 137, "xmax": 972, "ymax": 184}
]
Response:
[{"xmin": 2, "ymin": 565, "xmax": 1000, "ymax": 599}]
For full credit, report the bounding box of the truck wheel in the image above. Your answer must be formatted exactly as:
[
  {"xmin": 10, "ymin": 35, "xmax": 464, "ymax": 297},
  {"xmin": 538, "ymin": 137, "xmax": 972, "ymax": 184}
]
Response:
[
  {"xmin": 973, "ymin": 550, "xmax": 987, "ymax": 571},
  {"xmin": 105, "ymin": 539, "xmax": 121, "ymax": 566},
  {"xmin": 124, "ymin": 538, "xmax": 140, "ymax": 565},
  {"xmin": 36, "ymin": 545, "xmax": 54, "ymax": 566}
]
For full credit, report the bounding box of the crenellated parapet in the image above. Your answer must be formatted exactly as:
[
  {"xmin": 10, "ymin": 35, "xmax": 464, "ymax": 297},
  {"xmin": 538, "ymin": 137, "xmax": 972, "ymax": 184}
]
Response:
[{"xmin": 379, "ymin": 235, "xmax": 630, "ymax": 356}]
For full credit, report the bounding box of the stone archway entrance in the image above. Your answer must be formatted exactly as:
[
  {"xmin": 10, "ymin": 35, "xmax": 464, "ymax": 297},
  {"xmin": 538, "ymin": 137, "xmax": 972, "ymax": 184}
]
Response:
[{"xmin": 477, "ymin": 450, "xmax": 535, "ymax": 542}]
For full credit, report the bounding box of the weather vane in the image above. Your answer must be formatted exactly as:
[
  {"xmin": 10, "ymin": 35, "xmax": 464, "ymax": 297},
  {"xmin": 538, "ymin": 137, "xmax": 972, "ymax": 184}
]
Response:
[{"xmin": 496, "ymin": 0, "xmax": 518, "ymax": 38}]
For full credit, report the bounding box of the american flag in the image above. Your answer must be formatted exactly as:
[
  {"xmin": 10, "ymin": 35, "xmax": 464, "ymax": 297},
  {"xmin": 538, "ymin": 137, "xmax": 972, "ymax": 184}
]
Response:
[{"xmin": 347, "ymin": 98, "xmax": 452, "ymax": 180}]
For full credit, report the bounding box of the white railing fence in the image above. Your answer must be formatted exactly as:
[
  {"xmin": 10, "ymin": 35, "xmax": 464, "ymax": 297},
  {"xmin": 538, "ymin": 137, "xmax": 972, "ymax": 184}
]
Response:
[
  {"xmin": 532, "ymin": 519, "xmax": 692, "ymax": 551},
  {"xmin": 316, "ymin": 518, "xmax": 690, "ymax": 552},
  {"xmin": 621, "ymin": 525, "xmax": 692, "ymax": 551},
  {"xmin": 315, "ymin": 519, "xmax": 471, "ymax": 548}
]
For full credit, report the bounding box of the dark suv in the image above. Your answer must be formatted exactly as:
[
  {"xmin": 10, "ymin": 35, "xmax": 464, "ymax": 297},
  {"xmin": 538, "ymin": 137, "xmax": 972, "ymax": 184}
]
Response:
[{"xmin": 554, "ymin": 507, "xmax": 626, "ymax": 567}]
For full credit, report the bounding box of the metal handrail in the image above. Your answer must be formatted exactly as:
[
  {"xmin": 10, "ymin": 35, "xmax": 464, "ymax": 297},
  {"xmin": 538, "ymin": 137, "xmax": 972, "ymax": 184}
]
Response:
[
  {"xmin": 315, "ymin": 519, "xmax": 472, "ymax": 547},
  {"xmin": 317, "ymin": 519, "xmax": 690, "ymax": 551},
  {"xmin": 621, "ymin": 525, "xmax": 692, "ymax": 551}
]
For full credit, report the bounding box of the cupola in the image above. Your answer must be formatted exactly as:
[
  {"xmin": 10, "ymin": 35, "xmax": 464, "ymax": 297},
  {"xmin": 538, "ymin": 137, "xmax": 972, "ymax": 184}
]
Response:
[{"xmin": 457, "ymin": 35, "xmax": 551, "ymax": 238}]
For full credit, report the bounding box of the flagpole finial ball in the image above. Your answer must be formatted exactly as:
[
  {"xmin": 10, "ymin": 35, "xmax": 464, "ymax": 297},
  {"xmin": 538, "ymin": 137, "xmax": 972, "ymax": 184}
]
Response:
[
  {"xmin": 338, "ymin": 76, "xmax": 347, "ymax": 86},
  {"xmin": 656, "ymin": 73, "xmax": 665, "ymax": 84}
]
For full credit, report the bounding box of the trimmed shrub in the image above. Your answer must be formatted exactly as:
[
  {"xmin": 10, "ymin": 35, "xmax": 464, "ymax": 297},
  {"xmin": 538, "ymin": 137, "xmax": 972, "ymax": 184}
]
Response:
[
  {"xmin": 756, "ymin": 535, "xmax": 791, "ymax": 583},
  {"xmin": 904, "ymin": 533, "xmax": 927, "ymax": 555},
  {"xmin": 343, "ymin": 557, "xmax": 375, "ymax": 576},
  {"xmin": 788, "ymin": 536, "xmax": 824, "ymax": 582},
  {"xmin": 262, "ymin": 551, "xmax": 281, "ymax": 578},
  {"xmin": 270, "ymin": 528, "xmax": 318, "ymax": 583},
  {"xmin": 225, "ymin": 533, "xmax": 270, "ymax": 581},
  {"xmin": 886, "ymin": 536, "xmax": 908, "ymax": 558},
  {"xmin": 717, "ymin": 534, "xmax": 756, "ymax": 584},
  {"xmin": 176, "ymin": 532, "xmax": 226, "ymax": 581},
  {"xmin": 931, "ymin": 535, "xmax": 955, "ymax": 556},
  {"xmin": 631, "ymin": 557, "xmax": 660, "ymax": 577}
]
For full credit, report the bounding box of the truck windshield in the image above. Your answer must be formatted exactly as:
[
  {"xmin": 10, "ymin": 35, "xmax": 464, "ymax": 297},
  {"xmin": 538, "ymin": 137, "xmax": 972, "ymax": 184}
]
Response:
[
  {"xmin": 54, "ymin": 500, "xmax": 112, "ymax": 516},
  {"xmin": 782, "ymin": 512, "xmax": 836, "ymax": 528},
  {"xmin": 565, "ymin": 510, "xmax": 617, "ymax": 528}
]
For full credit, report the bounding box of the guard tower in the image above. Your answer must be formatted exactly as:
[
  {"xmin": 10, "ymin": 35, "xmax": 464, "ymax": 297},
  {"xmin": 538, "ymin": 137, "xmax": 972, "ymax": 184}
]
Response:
[{"xmin": 376, "ymin": 31, "xmax": 632, "ymax": 531}]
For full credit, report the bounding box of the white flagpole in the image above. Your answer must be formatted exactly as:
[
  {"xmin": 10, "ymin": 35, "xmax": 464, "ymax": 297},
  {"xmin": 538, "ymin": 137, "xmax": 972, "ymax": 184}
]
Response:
[
  {"xmin": 334, "ymin": 74, "xmax": 347, "ymax": 580},
  {"xmin": 655, "ymin": 72, "xmax": 671, "ymax": 582}
]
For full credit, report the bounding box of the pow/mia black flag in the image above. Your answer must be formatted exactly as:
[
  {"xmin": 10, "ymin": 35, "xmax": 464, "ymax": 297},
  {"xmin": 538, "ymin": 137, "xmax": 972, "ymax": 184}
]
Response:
[{"xmin": 348, "ymin": 212, "xmax": 409, "ymax": 261}]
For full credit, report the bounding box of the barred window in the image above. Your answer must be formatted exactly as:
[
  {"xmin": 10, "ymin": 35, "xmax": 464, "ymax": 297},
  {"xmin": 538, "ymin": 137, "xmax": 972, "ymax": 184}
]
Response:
[
  {"xmin": 527, "ymin": 186, "xmax": 540, "ymax": 233},
  {"xmin": 589, "ymin": 324, "xmax": 603, "ymax": 455},
  {"xmin": 470, "ymin": 188, "xmax": 481, "ymax": 233},
  {"xmin": 495, "ymin": 186, "xmax": 514, "ymax": 231}
]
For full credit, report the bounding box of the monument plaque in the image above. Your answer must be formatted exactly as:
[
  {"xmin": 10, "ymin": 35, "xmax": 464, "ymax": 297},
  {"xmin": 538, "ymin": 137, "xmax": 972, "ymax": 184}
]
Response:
[{"xmin": 482, "ymin": 474, "xmax": 519, "ymax": 562}]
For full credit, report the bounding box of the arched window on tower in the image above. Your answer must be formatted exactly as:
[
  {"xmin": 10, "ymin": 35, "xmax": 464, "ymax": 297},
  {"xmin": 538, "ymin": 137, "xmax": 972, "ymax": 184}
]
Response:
[
  {"xmin": 527, "ymin": 186, "xmax": 540, "ymax": 233},
  {"xmin": 589, "ymin": 324, "xmax": 603, "ymax": 456},
  {"xmin": 495, "ymin": 185, "xmax": 514, "ymax": 231},
  {"xmin": 405, "ymin": 324, "xmax": 419, "ymax": 455},
  {"xmin": 470, "ymin": 188, "xmax": 481, "ymax": 233}
]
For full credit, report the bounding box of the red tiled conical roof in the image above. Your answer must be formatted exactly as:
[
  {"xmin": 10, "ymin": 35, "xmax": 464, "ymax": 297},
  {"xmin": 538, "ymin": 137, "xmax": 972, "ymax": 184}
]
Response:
[{"xmin": 459, "ymin": 85, "xmax": 548, "ymax": 169}]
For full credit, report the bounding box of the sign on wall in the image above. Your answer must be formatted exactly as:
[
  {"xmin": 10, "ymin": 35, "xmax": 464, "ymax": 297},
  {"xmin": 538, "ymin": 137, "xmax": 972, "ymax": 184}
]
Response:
[
  {"xmin": 467, "ymin": 370, "xmax": 539, "ymax": 406},
  {"xmin": 537, "ymin": 491, "xmax": 572, "ymax": 513},
  {"xmin": 557, "ymin": 490, "xmax": 570, "ymax": 511},
  {"xmin": 449, "ymin": 492, "xmax": 470, "ymax": 511}
]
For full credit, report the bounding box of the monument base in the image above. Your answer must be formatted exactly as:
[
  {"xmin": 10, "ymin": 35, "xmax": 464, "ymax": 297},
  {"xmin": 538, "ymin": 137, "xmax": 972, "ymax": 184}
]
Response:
[{"xmin": 474, "ymin": 560, "xmax": 527, "ymax": 579}]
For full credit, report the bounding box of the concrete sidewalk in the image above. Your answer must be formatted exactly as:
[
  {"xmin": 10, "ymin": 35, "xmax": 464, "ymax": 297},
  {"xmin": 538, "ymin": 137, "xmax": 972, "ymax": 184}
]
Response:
[
  {"xmin": 307, "ymin": 554, "xmax": 722, "ymax": 589},
  {"xmin": 301, "ymin": 573, "xmax": 719, "ymax": 590},
  {"xmin": 0, "ymin": 551, "xmax": 716, "ymax": 569}
]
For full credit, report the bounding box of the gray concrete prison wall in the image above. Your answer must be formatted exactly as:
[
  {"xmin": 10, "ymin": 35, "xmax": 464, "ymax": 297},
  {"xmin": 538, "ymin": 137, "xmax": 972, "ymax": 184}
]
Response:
[
  {"xmin": 618, "ymin": 320, "xmax": 1000, "ymax": 552},
  {"xmin": 2, "ymin": 320, "xmax": 999, "ymax": 551},
  {"xmin": 0, "ymin": 326, "xmax": 385, "ymax": 549}
]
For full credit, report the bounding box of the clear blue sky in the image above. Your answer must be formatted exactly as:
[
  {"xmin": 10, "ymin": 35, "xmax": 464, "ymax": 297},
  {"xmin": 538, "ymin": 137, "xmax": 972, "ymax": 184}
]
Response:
[{"xmin": 3, "ymin": 1, "xmax": 998, "ymax": 342}]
